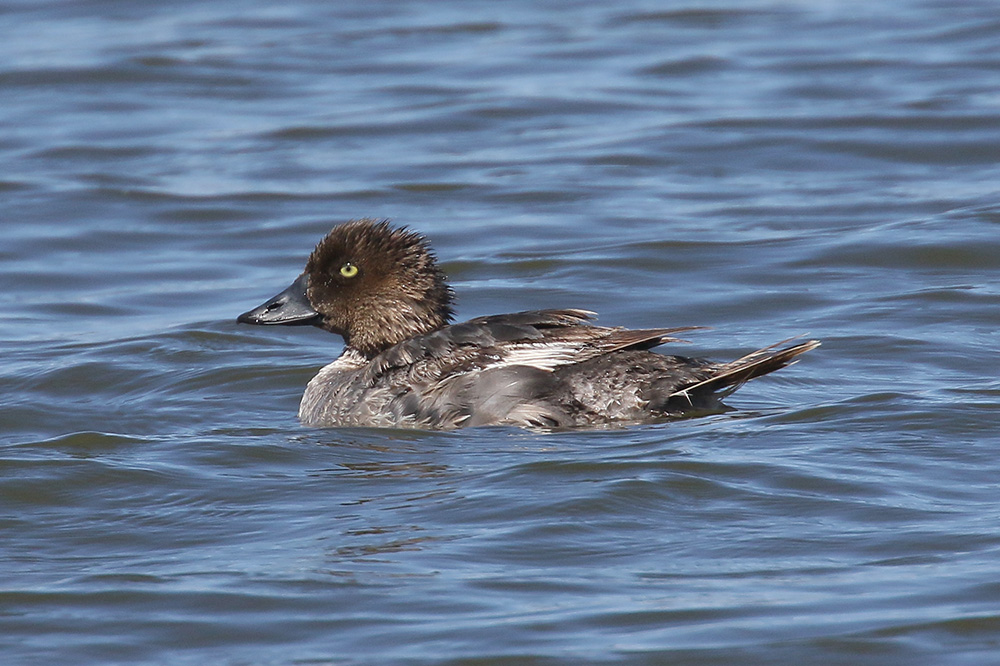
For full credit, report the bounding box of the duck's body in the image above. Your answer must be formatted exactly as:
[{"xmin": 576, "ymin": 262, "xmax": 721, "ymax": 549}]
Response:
[{"xmin": 238, "ymin": 219, "xmax": 818, "ymax": 430}]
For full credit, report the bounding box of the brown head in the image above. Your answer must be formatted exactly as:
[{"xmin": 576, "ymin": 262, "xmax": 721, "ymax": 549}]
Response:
[{"xmin": 237, "ymin": 219, "xmax": 455, "ymax": 357}]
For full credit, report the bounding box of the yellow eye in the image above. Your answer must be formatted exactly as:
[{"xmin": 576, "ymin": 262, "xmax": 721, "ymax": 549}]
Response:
[{"xmin": 339, "ymin": 262, "xmax": 359, "ymax": 278}]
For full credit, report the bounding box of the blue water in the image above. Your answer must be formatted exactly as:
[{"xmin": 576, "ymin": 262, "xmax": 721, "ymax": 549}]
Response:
[{"xmin": 3, "ymin": 0, "xmax": 1000, "ymax": 664}]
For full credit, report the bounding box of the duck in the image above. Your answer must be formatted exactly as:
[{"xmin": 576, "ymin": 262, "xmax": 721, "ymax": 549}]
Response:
[{"xmin": 237, "ymin": 219, "xmax": 819, "ymax": 430}]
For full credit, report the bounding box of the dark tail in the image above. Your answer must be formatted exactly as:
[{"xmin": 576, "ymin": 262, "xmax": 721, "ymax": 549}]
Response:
[{"xmin": 670, "ymin": 338, "xmax": 820, "ymax": 403}]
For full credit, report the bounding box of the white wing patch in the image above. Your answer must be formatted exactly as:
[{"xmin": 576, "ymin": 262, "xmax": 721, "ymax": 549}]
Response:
[{"xmin": 487, "ymin": 342, "xmax": 586, "ymax": 372}]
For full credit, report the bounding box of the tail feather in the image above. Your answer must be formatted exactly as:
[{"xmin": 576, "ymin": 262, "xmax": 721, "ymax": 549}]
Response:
[{"xmin": 671, "ymin": 338, "xmax": 820, "ymax": 402}]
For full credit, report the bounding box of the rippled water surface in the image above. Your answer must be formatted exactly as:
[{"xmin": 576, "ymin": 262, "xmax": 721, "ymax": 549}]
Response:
[{"xmin": 4, "ymin": 0, "xmax": 1000, "ymax": 664}]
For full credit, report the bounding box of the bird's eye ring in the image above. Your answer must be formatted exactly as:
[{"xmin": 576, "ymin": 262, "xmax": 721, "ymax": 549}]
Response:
[{"xmin": 339, "ymin": 262, "xmax": 359, "ymax": 278}]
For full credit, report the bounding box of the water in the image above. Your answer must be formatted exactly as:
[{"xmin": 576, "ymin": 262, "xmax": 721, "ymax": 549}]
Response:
[{"xmin": 3, "ymin": 0, "xmax": 1000, "ymax": 664}]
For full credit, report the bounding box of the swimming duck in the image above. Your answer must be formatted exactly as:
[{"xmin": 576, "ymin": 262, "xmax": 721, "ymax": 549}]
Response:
[{"xmin": 237, "ymin": 219, "xmax": 818, "ymax": 429}]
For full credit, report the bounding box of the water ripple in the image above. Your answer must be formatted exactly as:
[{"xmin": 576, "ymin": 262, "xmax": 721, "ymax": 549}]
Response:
[{"xmin": 3, "ymin": 0, "xmax": 1000, "ymax": 664}]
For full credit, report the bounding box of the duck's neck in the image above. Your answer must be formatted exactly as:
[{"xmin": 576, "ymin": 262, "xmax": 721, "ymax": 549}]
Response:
[{"xmin": 344, "ymin": 301, "xmax": 452, "ymax": 359}]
